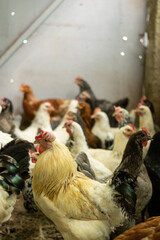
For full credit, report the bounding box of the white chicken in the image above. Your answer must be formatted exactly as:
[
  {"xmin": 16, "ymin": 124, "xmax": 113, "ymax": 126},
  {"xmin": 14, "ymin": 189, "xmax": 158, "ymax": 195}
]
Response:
[
  {"xmin": 135, "ymin": 104, "xmax": 155, "ymax": 136},
  {"xmin": 64, "ymin": 120, "xmax": 113, "ymax": 182},
  {"xmin": 91, "ymin": 108, "xmax": 118, "ymax": 148},
  {"xmin": 52, "ymin": 100, "xmax": 78, "ymax": 144},
  {"xmin": 89, "ymin": 124, "xmax": 136, "ymax": 172},
  {"xmin": 13, "ymin": 101, "xmax": 54, "ymax": 142},
  {"xmin": 135, "ymin": 103, "xmax": 156, "ymax": 158},
  {"xmin": 0, "ymin": 131, "xmax": 13, "ymax": 149}
]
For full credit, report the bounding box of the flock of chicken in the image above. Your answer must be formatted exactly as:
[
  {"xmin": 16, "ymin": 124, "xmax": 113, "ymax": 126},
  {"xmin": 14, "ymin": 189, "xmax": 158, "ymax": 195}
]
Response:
[{"xmin": 0, "ymin": 77, "xmax": 160, "ymax": 240}]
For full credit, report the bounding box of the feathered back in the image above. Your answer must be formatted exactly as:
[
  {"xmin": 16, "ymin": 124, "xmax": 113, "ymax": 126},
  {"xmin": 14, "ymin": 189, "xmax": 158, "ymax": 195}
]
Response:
[
  {"xmin": 0, "ymin": 139, "xmax": 36, "ymax": 179},
  {"xmin": 33, "ymin": 139, "xmax": 77, "ymax": 199}
]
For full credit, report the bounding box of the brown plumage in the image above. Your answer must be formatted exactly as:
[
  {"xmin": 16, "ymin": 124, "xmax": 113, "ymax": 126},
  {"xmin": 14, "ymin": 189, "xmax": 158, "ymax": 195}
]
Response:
[
  {"xmin": 114, "ymin": 216, "xmax": 160, "ymax": 240},
  {"xmin": 78, "ymin": 101, "xmax": 102, "ymax": 148},
  {"xmin": 20, "ymin": 83, "xmax": 71, "ymax": 122}
]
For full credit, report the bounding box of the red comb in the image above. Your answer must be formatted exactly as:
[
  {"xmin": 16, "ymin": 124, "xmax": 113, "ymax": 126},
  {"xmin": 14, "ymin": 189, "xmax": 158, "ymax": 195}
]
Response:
[
  {"xmin": 128, "ymin": 123, "xmax": 136, "ymax": 132},
  {"xmin": 35, "ymin": 129, "xmax": 45, "ymax": 139},
  {"xmin": 46, "ymin": 101, "xmax": 54, "ymax": 108},
  {"xmin": 75, "ymin": 76, "xmax": 82, "ymax": 81},
  {"xmin": 140, "ymin": 96, "xmax": 147, "ymax": 103},
  {"xmin": 20, "ymin": 83, "xmax": 26, "ymax": 88},
  {"xmin": 114, "ymin": 106, "xmax": 121, "ymax": 112},
  {"xmin": 141, "ymin": 126, "xmax": 151, "ymax": 136},
  {"xmin": 64, "ymin": 120, "xmax": 73, "ymax": 127},
  {"xmin": 136, "ymin": 103, "xmax": 142, "ymax": 109}
]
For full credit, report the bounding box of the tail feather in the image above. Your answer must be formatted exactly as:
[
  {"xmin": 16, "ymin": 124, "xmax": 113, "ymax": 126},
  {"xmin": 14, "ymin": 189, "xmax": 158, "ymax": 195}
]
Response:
[
  {"xmin": 1, "ymin": 173, "xmax": 24, "ymax": 190},
  {"xmin": 0, "ymin": 140, "xmax": 36, "ymax": 195},
  {"xmin": 0, "ymin": 178, "xmax": 21, "ymax": 194},
  {"xmin": 113, "ymin": 97, "xmax": 129, "ymax": 109},
  {"xmin": 0, "ymin": 139, "xmax": 36, "ymax": 179}
]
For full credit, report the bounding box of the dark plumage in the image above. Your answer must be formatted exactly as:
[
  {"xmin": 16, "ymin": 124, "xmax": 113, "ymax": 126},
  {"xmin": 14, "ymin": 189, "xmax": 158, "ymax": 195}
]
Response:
[
  {"xmin": 0, "ymin": 139, "xmax": 36, "ymax": 195},
  {"xmin": 75, "ymin": 77, "xmax": 129, "ymax": 127},
  {"xmin": 112, "ymin": 131, "xmax": 151, "ymax": 215},
  {"xmin": 0, "ymin": 97, "xmax": 14, "ymax": 133},
  {"xmin": 22, "ymin": 177, "xmax": 38, "ymax": 212},
  {"xmin": 75, "ymin": 152, "xmax": 96, "ymax": 180},
  {"xmin": 0, "ymin": 139, "xmax": 36, "ymax": 180},
  {"xmin": 110, "ymin": 130, "xmax": 152, "ymax": 238},
  {"xmin": 144, "ymin": 131, "xmax": 160, "ymax": 217}
]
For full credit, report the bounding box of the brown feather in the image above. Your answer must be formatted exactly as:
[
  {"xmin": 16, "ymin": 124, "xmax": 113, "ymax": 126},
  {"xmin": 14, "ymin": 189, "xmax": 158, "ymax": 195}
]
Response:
[
  {"xmin": 20, "ymin": 84, "xmax": 71, "ymax": 122},
  {"xmin": 78, "ymin": 102, "xmax": 102, "ymax": 148},
  {"xmin": 114, "ymin": 216, "xmax": 160, "ymax": 240}
]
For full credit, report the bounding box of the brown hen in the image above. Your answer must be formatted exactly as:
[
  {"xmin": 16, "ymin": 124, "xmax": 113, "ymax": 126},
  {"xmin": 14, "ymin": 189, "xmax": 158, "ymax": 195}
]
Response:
[
  {"xmin": 78, "ymin": 101, "xmax": 102, "ymax": 148},
  {"xmin": 114, "ymin": 216, "xmax": 160, "ymax": 240},
  {"xmin": 20, "ymin": 83, "xmax": 71, "ymax": 122}
]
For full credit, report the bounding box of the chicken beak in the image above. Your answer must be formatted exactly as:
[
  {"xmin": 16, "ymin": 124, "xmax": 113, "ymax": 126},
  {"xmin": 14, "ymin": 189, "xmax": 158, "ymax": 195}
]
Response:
[{"xmin": 112, "ymin": 112, "xmax": 116, "ymax": 117}]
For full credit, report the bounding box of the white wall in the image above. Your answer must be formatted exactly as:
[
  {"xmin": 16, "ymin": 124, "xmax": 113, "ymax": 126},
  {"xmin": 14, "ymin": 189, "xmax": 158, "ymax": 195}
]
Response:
[
  {"xmin": 0, "ymin": 0, "xmax": 53, "ymax": 56},
  {"xmin": 0, "ymin": 0, "xmax": 147, "ymax": 115}
]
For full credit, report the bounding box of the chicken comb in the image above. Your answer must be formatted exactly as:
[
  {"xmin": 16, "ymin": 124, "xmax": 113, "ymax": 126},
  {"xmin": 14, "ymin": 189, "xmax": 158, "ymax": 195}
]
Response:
[
  {"xmin": 140, "ymin": 96, "xmax": 147, "ymax": 103},
  {"xmin": 136, "ymin": 103, "xmax": 142, "ymax": 109},
  {"xmin": 46, "ymin": 101, "xmax": 54, "ymax": 108},
  {"xmin": 141, "ymin": 126, "xmax": 151, "ymax": 136},
  {"xmin": 20, "ymin": 83, "xmax": 26, "ymax": 88},
  {"xmin": 35, "ymin": 129, "xmax": 45, "ymax": 139},
  {"xmin": 114, "ymin": 105, "xmax": 121, "ymax": 112},
  {"xmin": 64, "ymin": 120, "xmax": 73, "ymax": 127},
  {"xmin": 128, "ymin": 123, "xmax": 136, "ymax": 132},
  {"xmin": 75, "ymin": 76, "xmax": 83, "ymax": 81},
  {"xmin": 93, "ymin": 108, "xmax": 101, "ymax": 115}
]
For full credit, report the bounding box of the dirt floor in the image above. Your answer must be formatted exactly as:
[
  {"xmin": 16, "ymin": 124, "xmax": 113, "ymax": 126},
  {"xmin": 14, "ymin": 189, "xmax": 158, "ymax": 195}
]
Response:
[{"xmin": 0, "ymin": 194, "xmax": 64, "ymax": 240}]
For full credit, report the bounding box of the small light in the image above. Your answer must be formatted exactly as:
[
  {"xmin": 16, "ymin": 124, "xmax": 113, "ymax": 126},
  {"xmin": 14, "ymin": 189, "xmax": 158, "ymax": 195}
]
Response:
[
  {"xmin": 23, "ymin": 39, "xmax": 28, "ymax": 44},
  {"xmin": 10, "ymin": 79, "xmax": 14, "ymax": 83},
  {"xmin": 122, "ymin": 36, "xmax": 128, "ymax": 41},
  {"xmin": 11, "ymin": 11, "xmax": 15, "ymax": 16},
  {"xmin": 139, "ymin": 55, "xmax": 143, "ymax": 60},
  {"xmin": 120, "ymin": 52, "xmax": 125, "ymax": 56}
]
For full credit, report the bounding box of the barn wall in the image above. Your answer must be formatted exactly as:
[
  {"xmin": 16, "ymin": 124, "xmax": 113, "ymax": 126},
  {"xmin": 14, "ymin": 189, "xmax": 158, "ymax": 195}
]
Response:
[
  {"xmin": 144, "ymin": 0, "xmax": 160, "ymax": 125},
  {"xmin": 0, "ymin": 0, "xmax": 54, "ymax": 57},
  {"xmin": 0, "ymin": 0, "xmax": 147, "ymax": 115}
]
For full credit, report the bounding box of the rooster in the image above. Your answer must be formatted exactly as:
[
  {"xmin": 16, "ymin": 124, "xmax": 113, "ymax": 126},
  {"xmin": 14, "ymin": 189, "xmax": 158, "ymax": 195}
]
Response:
[
  {"xmin": 32, "ymin": 129, "xmax": 151, "ymax": 240},
  {"xmin": 13, "ymin": 101, "xmax": 54, "ymax": 142},
  {"xmin": 0, "ymin": 139, "xmax": 36, "ymax": 223}
]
